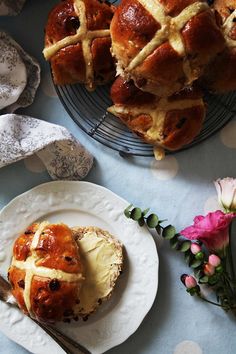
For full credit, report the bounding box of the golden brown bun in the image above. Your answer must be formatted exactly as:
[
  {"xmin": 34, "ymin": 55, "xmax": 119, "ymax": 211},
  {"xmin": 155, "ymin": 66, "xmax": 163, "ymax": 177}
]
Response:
[
  {"xmin": 72, "ymin": 226, "xmax": 123, "ymax": 319},
  {"xmin": 44, "ymin": 0, "xmax": 116, "ymax": 90},
  {"xmin": 110, "ymin": 0, "xmax": 225, "ymax": 96},
  {"xmin": 213, "ymin": 0, "xmax": 236, "ymax": 23},
  {"xmin": 201, "ymin": 0, "xmax": 236, "ymax": 93},
  {"xmin": 109, "ymin": 76, "xmax": 205, "ymax": 151},
  {"xmin": 8, "ymin": 222, "xmax": 84, "ymax": 323}
]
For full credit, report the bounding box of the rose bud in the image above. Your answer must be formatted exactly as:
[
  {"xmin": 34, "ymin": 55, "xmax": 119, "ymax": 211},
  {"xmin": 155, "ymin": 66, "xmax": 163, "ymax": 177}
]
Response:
[
  {"xmin": 203, "ymin": 263, "xmax": 215, "ymax": 276},
  {"xmin": 190, "ymin": 243, "xmax": 201, "ymax": 255},
  {"xmin": 181, "ymin": 274, "xmax": 197, "ymax": 289},
  {"xmin": 208, "ymin": 254, "xmax": 221, "ymax": 267}
]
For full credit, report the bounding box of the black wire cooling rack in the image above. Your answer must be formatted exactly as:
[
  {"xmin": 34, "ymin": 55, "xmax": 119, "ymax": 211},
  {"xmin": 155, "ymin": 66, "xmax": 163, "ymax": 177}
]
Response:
[
  {"xmin": 54, "ymin": 0, "xmax": 236, "ymax": 157},
  {"xmin": 55, "ymin": 82, "xmax": 236, "ymax": 157}
]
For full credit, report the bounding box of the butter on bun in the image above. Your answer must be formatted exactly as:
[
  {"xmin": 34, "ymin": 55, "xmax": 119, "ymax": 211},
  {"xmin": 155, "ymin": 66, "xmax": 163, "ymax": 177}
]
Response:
[
  {"xmin": 72, "ymin": 226, "xmax": 123, "ymax": 319},
  {"xmin": 8, "ymin": 222, "xmax": 84, "ymax": 323}
]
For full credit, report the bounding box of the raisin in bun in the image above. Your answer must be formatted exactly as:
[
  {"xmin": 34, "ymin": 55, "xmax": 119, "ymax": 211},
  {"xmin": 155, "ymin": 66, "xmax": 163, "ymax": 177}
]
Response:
[
  {"xmin": 110, "ymin": 0, "xmax": 225, "ymax": 97},
  {"xmin": 8, "ymin": 222, "xmax": 84, "ymax": 323},
  {"xmin": 108, "ymin": 76, "xmax": 205, "ymax": 157},
  {"xmin": 201, "ymin": 0, "xmax": 236, "ymax": 93},
  {"xmin": 43, "ymin": 0, "xmax": 116, "ymax": 90}
]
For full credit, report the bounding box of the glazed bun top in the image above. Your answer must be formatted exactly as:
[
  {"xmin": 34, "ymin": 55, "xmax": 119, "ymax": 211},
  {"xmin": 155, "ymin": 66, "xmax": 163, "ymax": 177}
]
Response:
[
  {"xmin": 200, "ymin": 0, "xmax": 236, "ymax": 93},
  {"xmin": 8, "ymin": 222, "xmax": 84, "ymax": 323},
  {"xmin": 44, "ymin": 0, "xmax": 114, "ymax": 51},
  {"xmin": 213, "ymin": 0, "xmax": 236, "ymax": 23},
  {"xmin": 44, "ymin": 0, "xmax": 116, "ymax": 89},
  {"xmin": 213, "ymin": 0, "xmax": 236, "ymax": 42},
  {"xmin": 110, "ymin": 0, "xmax": 225, "ymax": 96},
  {"xmin": 109, "ymin": 76, "xmax": 205, "ymax": 154}
]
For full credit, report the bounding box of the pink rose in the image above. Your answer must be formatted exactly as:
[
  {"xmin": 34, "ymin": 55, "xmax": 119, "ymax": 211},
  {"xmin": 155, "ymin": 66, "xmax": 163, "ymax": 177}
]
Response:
[
  {"xmin": 214, "ymin": 178, "xmax": 236, "ymax": 212},
  {"xmin": 180, "ymin": 210, "xmax": 236, "ymax": 253}
]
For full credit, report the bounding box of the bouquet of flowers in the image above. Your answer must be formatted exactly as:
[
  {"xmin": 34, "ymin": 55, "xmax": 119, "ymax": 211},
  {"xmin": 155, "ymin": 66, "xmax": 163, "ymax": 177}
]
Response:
[{"xmin": 124, "ymin": 178, "xmax": 236, "ymax": 314}]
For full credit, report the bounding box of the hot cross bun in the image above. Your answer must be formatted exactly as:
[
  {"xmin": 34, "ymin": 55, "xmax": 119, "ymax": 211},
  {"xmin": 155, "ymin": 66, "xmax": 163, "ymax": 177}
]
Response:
[
  {"xmin": 110, "ymin": 0, "xmax": 225, "ymax": 97},
  {"xmin": 43, "ymin": 0, "xmax": 116, "ymax": 90},
  {"xmin": 201, "ymin": 0, "xmax": 236, "ymax": 93},
  {"xmin": 109, "ymin": 76, "xmax": 205, "ymax": 155},
  {"xmin": 8, "ymin": 222, "xmax": 84, "ymax": 323}
]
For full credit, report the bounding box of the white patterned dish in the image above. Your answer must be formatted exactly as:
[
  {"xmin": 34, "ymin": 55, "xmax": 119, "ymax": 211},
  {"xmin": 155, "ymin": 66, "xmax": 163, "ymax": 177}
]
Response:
[{"xmin": 0, "ymin": 181, "xmax": 159, "ymax": 354}]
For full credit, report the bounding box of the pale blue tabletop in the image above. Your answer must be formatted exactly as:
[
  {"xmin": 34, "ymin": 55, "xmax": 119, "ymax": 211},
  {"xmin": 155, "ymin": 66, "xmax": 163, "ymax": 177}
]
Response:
[{"xmin": 0, "ymin": 1, "xmax": 236, "ymax": 354}]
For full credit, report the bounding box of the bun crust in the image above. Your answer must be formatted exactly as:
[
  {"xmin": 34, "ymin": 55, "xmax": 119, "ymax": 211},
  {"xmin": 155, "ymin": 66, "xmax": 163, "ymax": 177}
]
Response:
[
  {"xmin": 8, "ymin": 222, "xmax": 84, "ymax": 323},
  {"xmin": 44, "ymin": 0, "xmax": 116, "ymax": 89},
  {"xmin": 201, "ymin": 0, "xmax": 236, "ymax": 93},
  {"xmin": 110, "ymin": 0, "xmax": 225, "ymax": 96},
  {"xmin": 109, "ymin": 76, "xmax": 205, "ymax": 151}
]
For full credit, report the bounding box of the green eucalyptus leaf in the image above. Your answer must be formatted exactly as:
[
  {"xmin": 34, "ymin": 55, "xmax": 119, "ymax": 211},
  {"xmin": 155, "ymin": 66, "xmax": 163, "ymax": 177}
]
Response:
[
  {"xmin": 190, "ymin": 259, "xmax": 202, "ymax": 268},
  {"xmin": 138, "ymin": 217, "xmax": 145, "ymax": 227},
  {"xmin": 124, "ymin": 210, "xmax": 131, "ymax": 218},
  {"xmin": 185, "ymin": 255, "xmax": 190, "ymax": 264},
  {"xmin": 199, "ymin": 276, "xmax": 209, "ymax": 284},
  {"xmin": 124, "ymin": 204, "xmax": 133, "ymax": 218},
  {"xmin": 158, "ymin": 219, "xmax": 167, "ymax": 224},
  {"xmin": 162, "ymin": 225, "xmax": 176, "ymax": 239},
  {"xmin": 187, "ymin": 288, "xmax": 196, "ymax": 296},
  {"xmin": 179, "ymin": 241, "xmax": 191, "ymax": 252},
  {"xmin": 208, "ymin": 275, "xmax": 218, "ymax": 285},
  {"xmin": 194, "ymin": 269, "xmax": 203, "ymax": 279},
  {"xmin": 155, "ymin": 224, "xmax": 162, "ymax": 235},
  {"xmin": 195, "ymin": 251, "xmax": 204, "ymax": 261},
  {"xmin": 170, "ymin": 235, "xmax": 179, "ymax": 249},
  {"xmin": 184, "ymin": 250, "xmax": 192, "ymax": 265},
  {"xmin": 142, "ymin": 208, "xmax": 150, "ymax": 216},
  {"xmin": 130, "ymin": 207, "xmax": 142, "ymax": 221},
  {"xmin": 147, "ymin": 214, "xmax": 159, "ymax": 228}
]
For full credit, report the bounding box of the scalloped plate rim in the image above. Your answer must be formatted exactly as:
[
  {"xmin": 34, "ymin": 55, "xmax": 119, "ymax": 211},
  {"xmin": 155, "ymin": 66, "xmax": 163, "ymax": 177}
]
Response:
[{"xmin": 0, "ymin": 181, "xmax": 159, "ymax": 354}]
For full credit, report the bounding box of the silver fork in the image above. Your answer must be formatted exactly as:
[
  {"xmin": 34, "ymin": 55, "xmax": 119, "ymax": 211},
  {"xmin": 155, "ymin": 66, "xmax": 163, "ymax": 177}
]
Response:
[{"xmin": 0, "ymin": 275, "xmax": 91, "ymax": 354}]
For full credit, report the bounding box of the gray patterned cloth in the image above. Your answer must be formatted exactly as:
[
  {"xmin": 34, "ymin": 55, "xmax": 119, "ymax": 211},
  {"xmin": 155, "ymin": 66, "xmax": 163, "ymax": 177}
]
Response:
[
  {"xmin": 0, "ymin": 114, "xmax": 94, "ymax": 180},
  {"xmin": 0, "ymin": 31, "xmax": 40, "ymax": 112},
  {"xmin": 0, "ymin": 0, "xmax": 26, "ymax": 15}
]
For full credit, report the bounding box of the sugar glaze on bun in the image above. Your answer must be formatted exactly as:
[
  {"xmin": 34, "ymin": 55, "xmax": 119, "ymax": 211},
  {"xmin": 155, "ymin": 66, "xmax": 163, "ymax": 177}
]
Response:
[
  {"xmin": 44, "ymin": 0, "xmax": 116, "ymax": 90},
  {"xmin": 8, "ymin": 222, "xmax": 84, "ymax": 323},
  {"xmin": 8, "ymin": 222, "xmax": 123, "ymax": 323},
  {"xmin": 110, "ymin": 0, "xmax": 225, "ymax": 96},
  {"xmin": 201, "ymin": 0, "xmax": 236, "ymax": 93},
  {"xmin": 109, "ymin": 76, "xmax": 205, "ymax": 155}
]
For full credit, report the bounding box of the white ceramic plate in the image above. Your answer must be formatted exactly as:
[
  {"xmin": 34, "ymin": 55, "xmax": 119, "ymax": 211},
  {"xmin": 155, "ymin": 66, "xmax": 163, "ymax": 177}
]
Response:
[{"xmin": 0, "ymin": 181, "xmax": 159, "ymax": 354}]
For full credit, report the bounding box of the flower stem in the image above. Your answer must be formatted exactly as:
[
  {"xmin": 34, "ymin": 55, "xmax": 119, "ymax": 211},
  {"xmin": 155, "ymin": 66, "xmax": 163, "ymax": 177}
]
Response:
[
  {"xmin": 227, "ymin": 223, "xmax": 236, "ymax": 293},
  {"xmin": 197, "ymin": 294, "xmax": 224, "ymax": 307}
]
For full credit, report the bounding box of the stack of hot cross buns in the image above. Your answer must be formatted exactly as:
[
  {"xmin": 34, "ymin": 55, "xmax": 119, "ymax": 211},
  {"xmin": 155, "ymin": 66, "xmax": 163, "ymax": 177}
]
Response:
[{"xmin": 43, "ymin": 0, "xmax": 236, "ymax": 157}]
